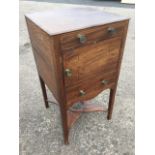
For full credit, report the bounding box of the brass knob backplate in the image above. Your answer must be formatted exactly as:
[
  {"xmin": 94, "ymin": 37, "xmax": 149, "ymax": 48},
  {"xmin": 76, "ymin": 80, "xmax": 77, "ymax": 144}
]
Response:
[
  {"xmin": 79, "ymin": 90, "xmax": 86, "ymax": 96},
  {"xmin": 107, "ymin": 27, "xmax": 117, "ymax": 35},
  {"xmin": 64, "ymin": 68, "xmax": 72, "ymax": 77},
  {"xmin": 77, "ymin": 34, "xmax": 87, "ymax": 44},
  {"xmin": 101, "ymin": 80, "xmax": 108, "ymax": 85}
]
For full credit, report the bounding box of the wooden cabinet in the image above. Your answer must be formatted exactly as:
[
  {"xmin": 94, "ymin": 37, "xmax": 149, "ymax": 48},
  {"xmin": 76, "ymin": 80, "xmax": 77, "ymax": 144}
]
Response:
[{"xmin": 25, "ymin": 8, "xmax": 129, "ymax": 144}]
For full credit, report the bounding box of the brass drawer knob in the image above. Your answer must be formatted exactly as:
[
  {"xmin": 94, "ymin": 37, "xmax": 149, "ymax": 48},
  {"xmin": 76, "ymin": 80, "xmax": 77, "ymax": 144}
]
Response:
[
  {"xmin": 64, "ymin": 68, "xmax": 72, "ymax": 77},
  {"xmin": 77, "ymin": 34, "xmax": 87, "ymax": 44},
  {"xmin": 79, "ymin": 90, "xmax": 86, "ymax": 96},
  {"xmin": 107, "ymin": 27, "xmax": 117, "ymax": 35},
  {"xmin": 101, "ymin": 80, "xmax": 108, "ymax": 85}
]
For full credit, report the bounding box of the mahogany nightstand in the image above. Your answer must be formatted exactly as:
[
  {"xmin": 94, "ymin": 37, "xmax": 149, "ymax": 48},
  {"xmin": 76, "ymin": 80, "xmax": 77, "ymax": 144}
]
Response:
[{"xmin": 25, "ymin": 8, "xmax": 129, "ymax": 144}]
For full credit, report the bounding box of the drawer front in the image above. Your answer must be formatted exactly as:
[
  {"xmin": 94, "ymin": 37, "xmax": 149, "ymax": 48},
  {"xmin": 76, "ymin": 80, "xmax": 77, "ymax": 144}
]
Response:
[
  {"xmin": 60, "ymin": 21, "xmax": 124, "ymax": 52},
  {"xmin": 66, "ymin": 71, "xmax": 116, "ymax": 107},
  {"xmin": 63, "ymin": 37, "xmax": 122, "ymax": 87}
]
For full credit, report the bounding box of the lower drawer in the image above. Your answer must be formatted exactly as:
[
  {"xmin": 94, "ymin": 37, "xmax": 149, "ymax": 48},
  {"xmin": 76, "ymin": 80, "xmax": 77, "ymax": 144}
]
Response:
[{"xmin": 65, "ymin": 70, "xmax": 117, "ymax": 107}]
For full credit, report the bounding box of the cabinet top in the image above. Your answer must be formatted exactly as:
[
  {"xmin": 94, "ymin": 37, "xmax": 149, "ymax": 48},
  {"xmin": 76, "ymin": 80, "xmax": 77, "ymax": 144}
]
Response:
[{"xmin": 25, "ymin": 7, "xmax": 129, "ymax": 36}]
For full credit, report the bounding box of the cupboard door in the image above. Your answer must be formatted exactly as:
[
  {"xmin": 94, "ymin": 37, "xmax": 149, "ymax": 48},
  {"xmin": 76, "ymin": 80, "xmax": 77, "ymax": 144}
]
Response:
[{"xmin": 63, "ymin": 37, "xmax": 122, "ymax": 87}]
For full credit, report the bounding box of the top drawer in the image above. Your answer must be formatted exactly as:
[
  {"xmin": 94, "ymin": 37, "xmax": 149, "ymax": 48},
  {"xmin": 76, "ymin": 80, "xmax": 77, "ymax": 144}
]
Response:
[{"xmin": 60, "ymin": 21, "xmax": 125, "ymax": 51}]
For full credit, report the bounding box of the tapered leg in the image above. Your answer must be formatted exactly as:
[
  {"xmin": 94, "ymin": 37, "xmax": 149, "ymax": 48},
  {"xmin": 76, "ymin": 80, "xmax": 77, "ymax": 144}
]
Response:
[
  {"xmin": 107, "ymin": 88, "xmax": 117, "ymax": 120},
  {"xmin": 62, "ymin": 113, "xmax": 69, "ymax": 145},
  {"xmin": 38, "ymin": 75, "xmax": 49, "ymax": 108},
  {"xmin": 59, "ymin": 106, "xmax": 69, "ymax": 144}
]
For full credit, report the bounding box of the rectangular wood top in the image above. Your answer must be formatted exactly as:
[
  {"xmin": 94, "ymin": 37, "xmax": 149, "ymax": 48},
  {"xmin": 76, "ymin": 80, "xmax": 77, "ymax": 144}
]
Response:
[{"xmin": 25, "ymin": 7, "xmax": 129, "ymax": 36}]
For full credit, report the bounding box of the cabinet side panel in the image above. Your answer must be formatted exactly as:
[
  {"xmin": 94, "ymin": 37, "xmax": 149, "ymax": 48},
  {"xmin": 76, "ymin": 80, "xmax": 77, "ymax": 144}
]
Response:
[
  {"xmin": 26, "ymin": 17, "xmax": 59, "ymax": 100},
  {"xmin": 116, "ymin": 20, "xmax": 129, "ymax": 80}
]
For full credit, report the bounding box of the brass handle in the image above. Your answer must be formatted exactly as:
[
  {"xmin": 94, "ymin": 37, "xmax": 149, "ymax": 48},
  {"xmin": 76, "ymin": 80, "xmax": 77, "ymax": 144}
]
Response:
[
  {"xmin": 64, "ymin": 69, "xmax": 72, "ymax": 77},
  {"xmin": 79, "ymin": 90, "xmax": 86, "ymax": 96},
  {"xmin": 101, "ymin": 80, "xmax": 108, "ymax": 85},
  {"xmin": 77, "ymin": 34, "xmax": 87, "ymax": 44},
  {"xmin": 107, "ymin": 27, "xmax": 117, "ymax": 35}
]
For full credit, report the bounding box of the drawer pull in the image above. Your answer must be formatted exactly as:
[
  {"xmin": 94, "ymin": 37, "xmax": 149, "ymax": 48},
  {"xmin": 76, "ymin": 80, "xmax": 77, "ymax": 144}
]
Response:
[
  {"xmin": 79, "ymin": 90, "xmax": 86, "ymax": 96},
  {"xmin": 77, "ymin": 34, "xmax": 87, "ymax": 44},
  {"xmin": 107, "ymin": 27, "xmax": 117, "ymax": 35},
  {"xmin": 101, "ymin": 80, "xmax": 108, "ymax": 85},
  {"xmin": 64, "ymin": 68, "xmax": 72, "ymax": 77}
]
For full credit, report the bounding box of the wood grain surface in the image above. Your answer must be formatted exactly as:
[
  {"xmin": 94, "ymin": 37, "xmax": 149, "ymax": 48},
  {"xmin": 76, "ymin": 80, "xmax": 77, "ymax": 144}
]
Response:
[
  {"xmin": 60, "ymin": 21, "xmax": 125, "ymax": 51},
  {"xmin": 63, "ymin": 37, "xmax": 122, "ymax": 88},
  {"xmin": 25, "ymin": 8, "xmax": 129, "ymax": 35},
  {"xmin": 25, "ymin": 10, "xmax": 129, "ymax": 144}
]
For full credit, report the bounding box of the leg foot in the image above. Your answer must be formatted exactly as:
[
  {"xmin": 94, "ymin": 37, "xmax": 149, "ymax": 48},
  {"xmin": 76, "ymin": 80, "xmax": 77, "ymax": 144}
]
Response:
[
  {"xmin": 59, "ymin": 102, "xmax": 69, "ymax": 145},
  {"xmin": 64, "ymin": 138, "xmax": 69, "ymax": 145},
  {"xmin": 62, "ymin": 117, "xmax": 69, "ymax": 145},
  {"xmin": 107, "ymin": 88, "xmax": 117, "ymax": 120},
  {"xmin": 38, "ymin": 75, "xmax": 49, "ymax": 108}
]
